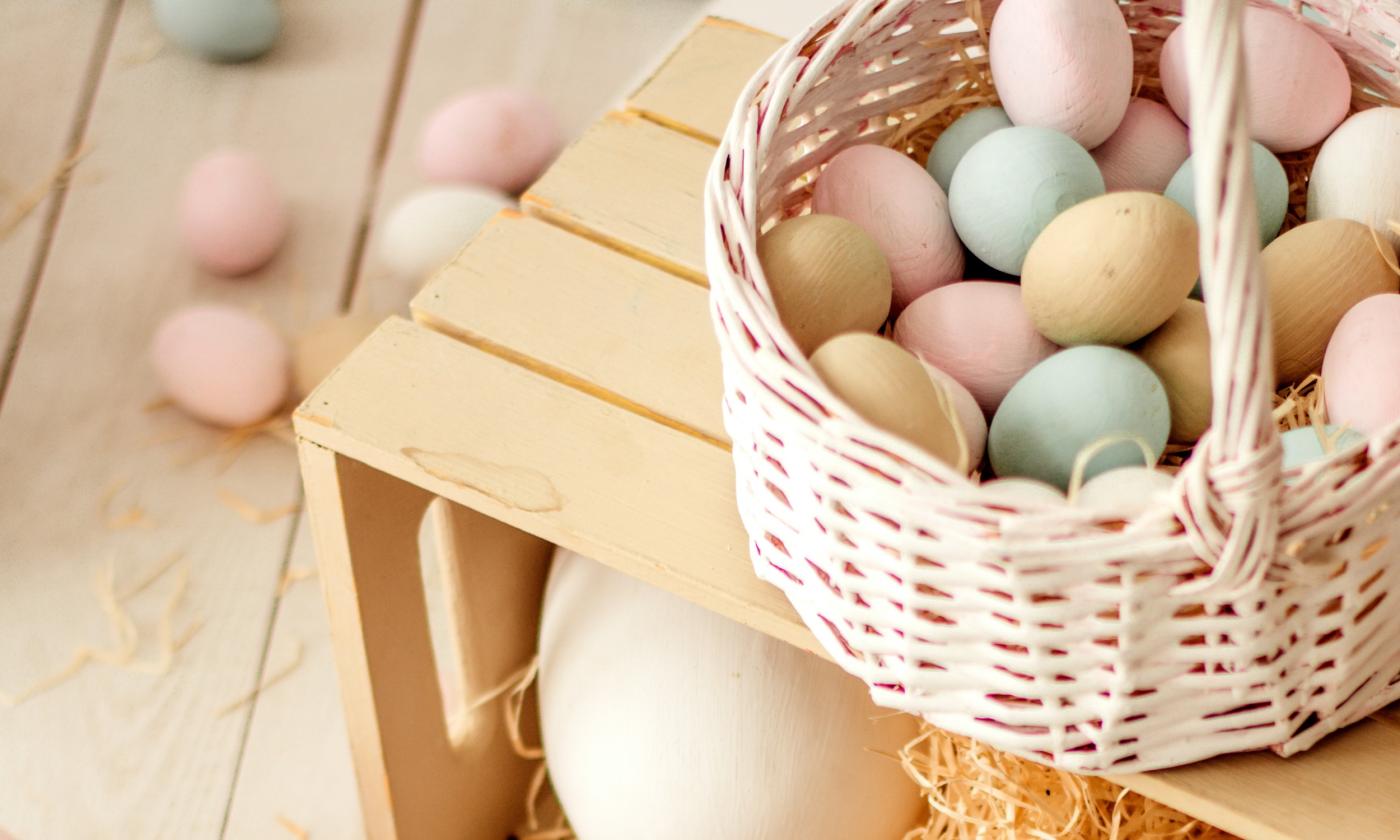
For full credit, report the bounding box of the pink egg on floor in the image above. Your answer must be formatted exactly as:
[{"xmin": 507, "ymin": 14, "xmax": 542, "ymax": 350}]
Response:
[
  {"xmin": 1091, "ymin": 99, "xmax": 1190, "ymax": 193},
  {"xmin": 151, "ymin": 304, "xmax": 290, "ymax": 428},
  {"xmin": 179, "ymin": 149, "xmax": 288, "ymax": 277},
  {"xmin": 894, "ymin": 281, "xmax": 1059, "ymax": 416},
  {"xmin": 922, "ymin": 362, "xmax": 987, "ymax": 468},
  {"xmin": 813, "ymin": 144, "xmax": 963, "ymax": 312},
  {"xmin": 1323, "ymin": 293, "xmax": 1400, "ymax": 435},
  {"xmin": 419, "ymin": 88, "xmax": 562, "ymax": 193},
  {"xmin": 1159, "ymin": 5, "xmax": 1350, "ymax": 153}
]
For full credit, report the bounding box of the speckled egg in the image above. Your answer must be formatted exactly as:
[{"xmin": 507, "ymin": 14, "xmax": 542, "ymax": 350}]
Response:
[
  {"xmin": 926, "ymin": 107, "xmax": 1013, "ymax": 192},
  {"xmin": 292, "ymin": 312, "xmax": 379, "ymax": 399},
  {"xmin": 153, "ymin": 0, "xmax": 280, "ymax": 63},
  {"xmin": 1323, "ymin": 293, "xmax": 1400, "ymax": 435},
  {"xmin": 989, "ymin": 0, "xmax": 1132, "ymax": 148},
  {"xmin": 1159, "ymin": 5, "xmax": 1350, "ymax": 152},
  {"xmin": 813, "ymin": 145, "xmax": 963, "ymax": 312},
  {"xmin": 1135, "ymin": 300, "xmax": 1212, "ymax": 443},
  {"xmin": 379, "ymin": 186, "xmax": 511, "ymax": 280},
  {"xmin": 1308, "ymin": 107, "xmax": 1400, "ymax": 251},
  {"xmin": 151, "ymin": 304, "xmax": 289, "ymax": 428},
  {"xmin": 419, "ymin": 88, "xmax": 563, "ymax": 193},
  {"xmin": 1165, "ymin": 141, "xmax": 1288, "ymax": 247},
  {"xmin": 989, "ymin": 346, "xmax": 1170, "ymax": 490},
  {"xmin": 1091, "ymin": 99, "xmax": 1190, "ymax": 193},
  {"xmin": 948, "ymin": 126, "xmax": 1105, "ymax": 275},
  {"xmin": 1281, "ymin": 425, "xmax": 1367, "ymax": 474},
  {"xmin": 179, "ymin": 149, "xmax": 288, "ymax": 277},
  {"xmin": 1022, "ymin": 192, "xmax": 1198, "ymax": 346},
  {"xmin": 894, "ymin": 281, "xmax": 1059, "ymax": 416}
]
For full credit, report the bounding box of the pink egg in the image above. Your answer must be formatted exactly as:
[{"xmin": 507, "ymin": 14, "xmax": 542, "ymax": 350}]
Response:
[
  {"xmin": 151, "ymin": 304, "xmax": 290, "ymax": 428},
  {"xmin": 1323, "ymin": 293, "xmax": 1400, "ymax": 435},
  {"xmin": 813, "ymin": 145, "xmax": 963, "ymax": 313},
  {"xmin": 989, "ymin": 0, "xmax": 1132, "ymax": 148},
  {"xmin": 1159, "ymin": 6, "xmax": 1350, "ymax": 153},
  {"xmin": 179, "ymin": 149, "xmax": 288, "ymax": 277},
  {"xmin": 894, "ymin": 281, "xmax": 1059, "ymax": 416},
  {"xmin": 1091, "ymin": 99, "xmax": 1190, "ymax": 192},
  {"xmin": 419, "ymin": 88, "xmax": 562, "ymax": 193},
  {"xmin": 922, "ymin": 363, "xmax": 988, "ymax": 468}
]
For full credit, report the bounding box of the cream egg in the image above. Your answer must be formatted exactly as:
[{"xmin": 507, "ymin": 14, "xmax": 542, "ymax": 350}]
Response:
[
  {"xmin": 1074, "ymin": 466, "xmax": 1175, "ymax": 518},
  {"xmin": 1091, "ymin": 99, "xmax": 1190, "ymax": 193},
  {"xmin": 179, "ymin": 149, "xmax": 288, "ymax": 277},
  {"xmin": 419, "ymin": 88, "xmax": 562, "ymax": 193},
  {"xmin": 1307, "ymin": 107, "xmax": 1400, "ymax": 251},
  {"xmin": 1323, "ymin": 293, "xmax": 1400, "ymax": 435},
  {"xmin": 379, "ymin": 186, "xmax": 511, "ymax": 280},
  {"xmin": 151, "ymin": 304, "xmax": 289, "ymax": 428}
]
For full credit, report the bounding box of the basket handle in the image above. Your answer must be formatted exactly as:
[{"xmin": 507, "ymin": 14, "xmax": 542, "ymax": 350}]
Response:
[{"xmin": 1172, "ymin": 0, "xmax": 1284, "ymax": 594}]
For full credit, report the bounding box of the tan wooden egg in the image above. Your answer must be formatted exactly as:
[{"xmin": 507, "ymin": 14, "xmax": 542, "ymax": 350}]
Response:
[
  {"xmin": 810, "ymin": 333, "xmax": 966, "ymax": 471},
  {"xmin": 757, "ymin": 214, "xmax": 892, "ymax": 355},
  {"xmin": 1262, "ymin": 218, "xmax": 1400, "ymax": 386},
  {"xmin": 1021, "ymin": 192, "xmax": 1198, "ymax": 346},
  {"xmin": 1136, "ymin": 299, "xmax": 1212, "ymax": 443}
]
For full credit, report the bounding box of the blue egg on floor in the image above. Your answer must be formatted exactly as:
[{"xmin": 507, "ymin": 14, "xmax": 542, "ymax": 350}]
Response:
[{"xmin": 153, "ymin": 0, "xmax": 281, "ymax": 63}]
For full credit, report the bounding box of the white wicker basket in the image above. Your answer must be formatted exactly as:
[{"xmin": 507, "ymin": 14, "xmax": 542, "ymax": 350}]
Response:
[{"xmin": 704, "ymin": 0, "xmax": 1400, "ymax": 773}]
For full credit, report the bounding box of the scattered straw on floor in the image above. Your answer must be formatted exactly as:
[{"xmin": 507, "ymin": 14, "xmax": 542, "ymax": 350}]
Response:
[
  {"xmin": 216, "ymin": 640, "xmax": 305, "ymax": 718},
  {"xmin": 100, "ymin": 478, "xmax": 156, "ymax": 531},
  {"xmin": 217, "ymin": 488, "xmax": 301, "ymax": 524},
  {"xmin": 0, "ymin": 144, "xmax": 90, "ymax": 240},
  {"xmin": 275, "ymin": 815, "xmax": 310, "ymax": 840}
]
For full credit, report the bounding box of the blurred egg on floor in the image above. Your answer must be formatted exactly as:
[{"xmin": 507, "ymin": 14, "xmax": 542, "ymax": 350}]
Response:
[
  {"xmin": 925, "ymin": 106, "xmax": 1012, "ymax": 192},
  {"xmin": 813, "ymin": 144, "xmax": 962, "ymax": 312},
  {"xmin": 1165, "ymin": 141, "xmax": 1288, "ymax": 248},
  {"xmin": 758, "ymin": 214, "xmax": 891, "ymax": 355},
  {"xmin": 989, "ymin": 346, "xmax": 1170, "ymax": 490},
  {"xmin": 949, "ymin": 126, "xmax": 1104, "ymax": 275},
  {"xmin": 1262, "ymin": 219, "xmax": 1399, "ymax": 386},
  {"xmin": 292, "ymin": 312, "xmax": 379, "ymax": 400},
  {"xmin": 379, "ymin": 186, "xmax": 511, "ymax": 280},
  {"xmin": 894, "ymin": 281, "xmax": 1058, "ymax": 416},
  {"xmin": 1323, "ymin": 293, "xmax": 1400, "ymax": 435},
  {"xmin": 1307, "ymin": 107, "xmax": 1400, "ymax": 251},
  {"xmin": 419, "ymin": 88, "xmax": 562, "ymax": 193},
  {"xmin": 923, "ymin": 363, "xmax": 987, "ymax": 468},
  {"xmin": 151, "ymin": 304, "xmax": 289, "ymax": 428},
  {"xmin": 1022, "ymin": 192, "xmax": 1197, "ymax": 346},
  {"xmin": 1135, "ymin": 300, "xmax": 1212, "ymax": 444},
  {"xmin": 1091, "ymin": 99, "xmax": 1190, "ymax": 193},
  {"xmin": 1281, "ymin": 425, "xmax": 1366, "ymax": 476},
  {"xmin": 1159, "ymin": 4, "xmax": 1350, "ymax": 153},
  {"xmin": 988, "ymin": 0, "xmax": 1132, "ymax": 148},
  {"xmin": 539, "ymin": 551, "xmax": 923, "ymax": 840},
  {"xmin": 179, "ymin": 149, "xmax": 288, "ymax": 277},
  {"xmin": 153, "ymin": 0, "xmax": 280, "ymax": 63}
]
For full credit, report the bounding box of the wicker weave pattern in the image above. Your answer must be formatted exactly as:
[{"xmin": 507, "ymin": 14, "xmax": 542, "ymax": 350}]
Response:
[{"xmin": 704, "ymin": 0, "xmax": 1400, "ymax": 772}]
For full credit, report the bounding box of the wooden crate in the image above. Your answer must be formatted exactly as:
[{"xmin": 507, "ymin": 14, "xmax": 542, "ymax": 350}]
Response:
[{"xmin": 294, "ymin": 18, "xmax": 1400, "ymax": 840}]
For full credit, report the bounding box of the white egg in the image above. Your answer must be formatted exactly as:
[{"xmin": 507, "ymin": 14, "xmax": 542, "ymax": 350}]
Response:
[
  {"xmin": 378, "ymin": 186, "xmax": 511, "ymax": 280},
  {"xmin": 980, "ymin": 478, "xmax": 1067, "ymax": 507},
  {"xmin": 1074, "ymin": 466, "xmax": 1175, "ymax": 517}
]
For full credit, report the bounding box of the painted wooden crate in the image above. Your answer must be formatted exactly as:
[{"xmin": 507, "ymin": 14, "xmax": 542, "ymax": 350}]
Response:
[{"xmin": 294, "ymin": 17, "xmax": 1400, "ymax": 840}]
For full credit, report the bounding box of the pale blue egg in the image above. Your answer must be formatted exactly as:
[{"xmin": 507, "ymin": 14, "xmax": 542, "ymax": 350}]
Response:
[
  {"xmin": 948, "ymin": 126, "xmax": 1105, "ymax": 275},
  {"xmin": 989, "ymin": 346, "xmax": 1170, "ymax": 490},
  {"xmin": 1281, "ymin": 425, "xmax": 1366, "ymax": 476},
  {"xmin": 926, "ymin": 107, "xmax": 1013, "ymax": 192},
  {"xmin": 153, "ymin": 0, "xmax": 281, "ymax": 63},
  {"xmin": 1166, "ymin": 141, "xmax": 1288, "ymax": 247}
]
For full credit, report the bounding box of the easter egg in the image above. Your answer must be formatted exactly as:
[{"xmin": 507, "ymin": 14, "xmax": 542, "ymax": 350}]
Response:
[
  {"xmin": 949, "ymin": 127, "xmax": 1105, "ymax": 275},
  {"xmin": 758, "ymin": 215, "xmax": 892, "ymax": 354},
  {"xmin": 980, "ymin": 477, "xmax": 1066, "ymax": 508},
  {"xmin": 292, "ymin": 312, "xmax": 379, "ymax": 399},
  {"xmin": 539, "ymin": 551, "xmax": 923, "ymax": 840},
  {"xmin": 989, "ymin": 346, "xmax": 1170, "ymax": 490},
  {"xmin": 1075, "ymin": 466, "xmax": 1175, "ymax": 517},
  {"xmin": 1022, "ymin": 192, "xmax": 1198, "ymax": 346},
  {"xmin": 379, "ymin": 186, "xmax": 511, "ymax": 280},
  {"xmin": 153, "ymin": 0, "xmax": 280, "ymax": 63},
  {"xmin": 151, "ymin": 304, "xmax": 289, "ymax": 428},
  {"xmin": 179, "ymin": 149, "xmax": 288, "ymax": 277},
  {"xmin": 1323, "ymin": 293, "xmax": 1400, "ymax": 434},
  {"xmin": 419, "ymin": 88, "xmax": 563, "ymax": 193},
  {"xmin": 813, "ymin": 144, "xmax": 963, "ymax": 312},
  {"xmin": 926, "ymin": 107, "xmax": 1013, "ymax": 192},
  {"xmin": 811, "ymin": 334, "xmax": 966, "ymax": 470},
  {"xmin": 923, "ymin": 363, "xmax": 987, "ymax": 468},
  {"xmin": 1307, "ymin": 107, "xmax": 1400, "ymax": 251},
  {"xmin": 894, "ymin": 281, "xmax": 1058, "ymax": 416},
  {"xmin": 988, "ymin": 0, "xmax": 1132, "ymax": 148},
  {"xmin": 1281, "ymin": 425, "xmax": 1367, "ymax": 473},
  {"xmin": 1165, "ymin": 141, "xmax": 1288, "ymax": 247},
  {"xmin": 1091, "ymin": 99, "xmax": 1190, "ymax": 193},
  {"xmin": 1262, "ymin": 220, "xmax": 1400, "ymax": 385},
  {"xmin": 1135, "ymin": 300, "xmax": 1212, "ymax": 443},
  {"xmin": 1159, "ymin": 5, "xmax": 1350, "ymax": 153}
]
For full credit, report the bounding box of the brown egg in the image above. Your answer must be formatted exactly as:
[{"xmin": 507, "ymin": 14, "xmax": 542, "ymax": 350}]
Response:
[
  {"xmin": 1021, "ymin": 192, "xmax": 1198, "ymax": 346},
  {"xmin": 293, "ymin": 312, "xmax": 380, "ymax": 399},
  {"xmin": 758, "ymin": 214, "xmax": 892, "ymax": 354},
  {"xmin": 810, "ymin": 333, "xmax": 966, "ymax": 471},
  {"xmin": 1136, "ymin": 299, "xmax": 1212, "ymax": 443},
  {"xmin": 1262, "ymin": 219, "xmax": 1400, "ymax": 386}
]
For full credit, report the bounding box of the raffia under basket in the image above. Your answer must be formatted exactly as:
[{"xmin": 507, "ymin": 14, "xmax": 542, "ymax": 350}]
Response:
[{"xmin": 704, "ymin": 0, "xmax": 1400, "ymax": 773}]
